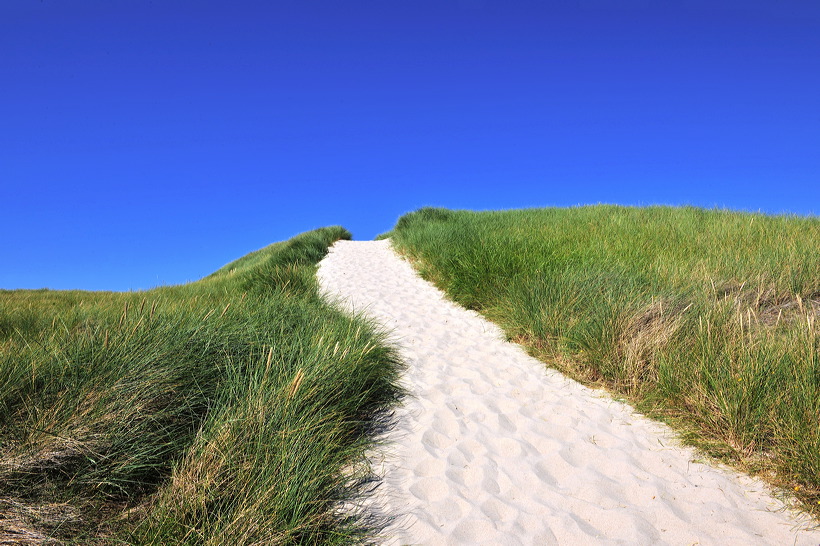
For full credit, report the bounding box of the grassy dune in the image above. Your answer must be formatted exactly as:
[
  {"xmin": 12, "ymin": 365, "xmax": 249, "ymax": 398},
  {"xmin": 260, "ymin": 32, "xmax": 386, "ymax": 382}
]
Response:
[
  {"xmin": 389, "ymin": 206, "xmax": 820, "ymax": 515},
  {"xmin": 0, "ymin": 227, "xmax": 403, "ymax": 544}
]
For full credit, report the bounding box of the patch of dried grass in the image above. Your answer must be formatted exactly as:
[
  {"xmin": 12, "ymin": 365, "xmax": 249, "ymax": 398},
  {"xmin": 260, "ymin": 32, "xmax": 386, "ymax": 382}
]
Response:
[
  {"xmin": 618, "ymin": 299, "xmax": 689, "ymax": 393},
  {"xmin": 0, "ymin": 498, "xmax": 78, "ymax": 545}
]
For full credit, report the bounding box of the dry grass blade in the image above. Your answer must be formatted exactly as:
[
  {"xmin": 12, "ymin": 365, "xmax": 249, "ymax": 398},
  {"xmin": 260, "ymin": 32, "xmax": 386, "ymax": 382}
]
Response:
[{"xmin": 286, "ymin": 370, "xmax": 305, "ymax": 401}]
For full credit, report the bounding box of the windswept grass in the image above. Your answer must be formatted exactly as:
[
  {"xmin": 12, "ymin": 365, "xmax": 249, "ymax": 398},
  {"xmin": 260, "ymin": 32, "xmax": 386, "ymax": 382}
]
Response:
[
  {"xmin": 389, "ymin": 205, "xmax": 820, "ymax": 516},
  {"xmin": 0, "ymin": 226, "xmax": 404, "ymax": 544}
]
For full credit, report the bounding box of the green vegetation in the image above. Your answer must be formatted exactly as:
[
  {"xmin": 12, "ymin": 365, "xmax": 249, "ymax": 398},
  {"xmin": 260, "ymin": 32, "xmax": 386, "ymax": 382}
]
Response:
[
  {"xmin": 0, "ymin": 227, "xmax": 404, "ymax": 544},
  {"xmin": 389, "ymin": 205, "xmax": 820, "ymax": 515}
]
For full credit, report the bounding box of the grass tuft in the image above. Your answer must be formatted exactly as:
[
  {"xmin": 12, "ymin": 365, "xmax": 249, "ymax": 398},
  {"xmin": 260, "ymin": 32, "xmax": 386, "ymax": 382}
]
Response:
[
  {"xmin": 390, "ymin": 205, "xmax": 820, "ymax": 517},
  {"xmin": 0, "ymin": 226, "xmax": 404, "ymax": 544}
]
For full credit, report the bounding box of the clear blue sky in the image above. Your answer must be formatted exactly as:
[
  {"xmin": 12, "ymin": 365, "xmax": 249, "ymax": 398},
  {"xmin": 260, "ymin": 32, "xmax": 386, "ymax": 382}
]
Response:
[{"xmin": 2, "ymin": 1, "xmax": 818, "ymax": 291}]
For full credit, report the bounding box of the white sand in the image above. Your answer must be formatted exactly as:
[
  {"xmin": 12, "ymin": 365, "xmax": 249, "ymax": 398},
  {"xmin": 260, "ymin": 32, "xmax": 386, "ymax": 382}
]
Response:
[{"xmin": 317, "ymin": 239, "xmax": 820, "ymax": 546}]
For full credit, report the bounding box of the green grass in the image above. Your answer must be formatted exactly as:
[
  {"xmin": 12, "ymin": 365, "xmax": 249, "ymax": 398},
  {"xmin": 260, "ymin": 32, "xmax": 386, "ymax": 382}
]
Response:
[
  {"xmin": 388, "ymin": 205, "xmax": 820, "ymax": 516},
  {"xmin": 0, "ymin": 226, "xmax": 404, "ymax": 544}
]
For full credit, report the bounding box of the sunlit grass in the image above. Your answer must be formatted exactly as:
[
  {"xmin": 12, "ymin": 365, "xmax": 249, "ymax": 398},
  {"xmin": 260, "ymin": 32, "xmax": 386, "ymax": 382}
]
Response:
[
  {"xmin": 389, "ymin": 205, "xmax": 820, "ymax": 516},
  {"xmin": 0, "ymin": 226, "xmax": 404, "ymax": 544}
]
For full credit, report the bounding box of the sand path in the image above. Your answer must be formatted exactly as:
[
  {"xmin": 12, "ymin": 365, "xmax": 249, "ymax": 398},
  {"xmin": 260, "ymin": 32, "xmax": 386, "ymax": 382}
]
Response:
[{"xmin": 317, "ymin": 239, "xmax": 820, "ymax": 545}]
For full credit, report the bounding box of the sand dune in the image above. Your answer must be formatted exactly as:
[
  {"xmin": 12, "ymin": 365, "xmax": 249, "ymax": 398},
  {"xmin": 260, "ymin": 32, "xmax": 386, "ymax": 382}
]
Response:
[{"xmin": 317, "ymin": 239, "xmax": 820, "ymax": 545}]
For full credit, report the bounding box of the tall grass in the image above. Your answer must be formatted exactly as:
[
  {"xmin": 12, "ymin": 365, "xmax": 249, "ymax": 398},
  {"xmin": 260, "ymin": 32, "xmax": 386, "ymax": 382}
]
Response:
[
  {"xmin": 0, "ymin": 226, "xmax": 404, "ymax": 544},
  {"xmin": 389, "ymin": 205, "xmax": 820, "ymax": 516}
]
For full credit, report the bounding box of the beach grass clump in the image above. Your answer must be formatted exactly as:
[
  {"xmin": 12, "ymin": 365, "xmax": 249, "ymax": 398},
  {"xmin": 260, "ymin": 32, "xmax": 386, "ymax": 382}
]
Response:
[
  {"xmin": 389, "ymin": 205, "xmax": 820, "ymax": 515},
  {"xmin": 0, "ymin": 226, "xmax": 404, "ymax": 544}
]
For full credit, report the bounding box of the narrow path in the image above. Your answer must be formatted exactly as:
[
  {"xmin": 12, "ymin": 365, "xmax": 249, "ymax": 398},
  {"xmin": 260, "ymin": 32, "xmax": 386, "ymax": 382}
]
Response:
[{"xmin": 317, "ymin": 240, "xmax": 820, "ymax": 546}]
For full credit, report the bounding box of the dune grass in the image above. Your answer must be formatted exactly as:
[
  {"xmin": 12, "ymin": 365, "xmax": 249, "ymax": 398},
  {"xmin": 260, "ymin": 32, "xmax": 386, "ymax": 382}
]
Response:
[
  {"xmin": 0, "ymin": 226, "xmax": 404, "ymax": 544},
  {"xmin": 388, "ymin": 205, "xmax": 820, "ymax": 516}
]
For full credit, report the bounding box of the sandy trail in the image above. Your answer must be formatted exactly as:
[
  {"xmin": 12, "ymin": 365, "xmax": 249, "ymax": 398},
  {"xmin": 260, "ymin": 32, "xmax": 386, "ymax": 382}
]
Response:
[{"xmin": 317, "ymin": 239, "xmax": 819, "ymax": 546}]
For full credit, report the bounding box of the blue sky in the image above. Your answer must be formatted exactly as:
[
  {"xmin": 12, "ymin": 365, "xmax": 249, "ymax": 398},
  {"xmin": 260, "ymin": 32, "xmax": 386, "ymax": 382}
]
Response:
[{"xmin": 2, "ymin": 1, "xmax": 818, "ymax": 291}]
